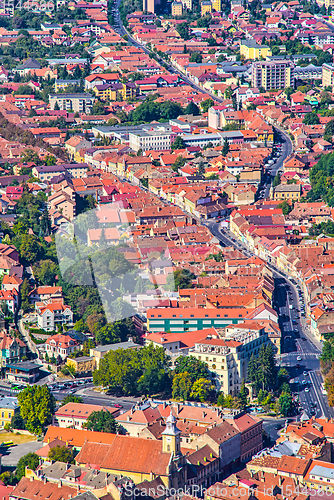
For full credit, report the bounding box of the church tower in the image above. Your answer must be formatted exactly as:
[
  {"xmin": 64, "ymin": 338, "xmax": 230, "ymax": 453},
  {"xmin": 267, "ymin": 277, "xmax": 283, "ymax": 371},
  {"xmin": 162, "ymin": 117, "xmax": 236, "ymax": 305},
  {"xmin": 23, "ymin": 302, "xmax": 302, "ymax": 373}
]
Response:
[{"xmin": 162, "ymin": 410, "xmax": 181, "ymax": 455}]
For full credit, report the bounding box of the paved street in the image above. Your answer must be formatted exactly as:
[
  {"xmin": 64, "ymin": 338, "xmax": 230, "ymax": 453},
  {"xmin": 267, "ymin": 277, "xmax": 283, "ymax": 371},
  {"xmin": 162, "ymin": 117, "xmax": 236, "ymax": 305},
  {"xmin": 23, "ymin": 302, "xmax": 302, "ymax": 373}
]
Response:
[
  {"xmin": 51, "ymin": 385, "xmax": 137, "ymax": 412},
  {"xmin": 207, "ymin": 222, "xmax": 334, "ymax": 421},
  {"xmin": 1, "ymin": 441, "xmax": 41, "ymax": 467}
]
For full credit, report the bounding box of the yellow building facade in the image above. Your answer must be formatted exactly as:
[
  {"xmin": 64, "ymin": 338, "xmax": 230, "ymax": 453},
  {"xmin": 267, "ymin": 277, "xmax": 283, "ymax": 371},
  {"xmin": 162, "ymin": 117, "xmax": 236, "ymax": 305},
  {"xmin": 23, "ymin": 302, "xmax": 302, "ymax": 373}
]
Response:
[
  {"xmin": 240, "ymin": 40, "xmax": 272, "ymax": 60},
  {"xmin": 201, "ymin": 0, "xmax": 212, "ymax": 15}
]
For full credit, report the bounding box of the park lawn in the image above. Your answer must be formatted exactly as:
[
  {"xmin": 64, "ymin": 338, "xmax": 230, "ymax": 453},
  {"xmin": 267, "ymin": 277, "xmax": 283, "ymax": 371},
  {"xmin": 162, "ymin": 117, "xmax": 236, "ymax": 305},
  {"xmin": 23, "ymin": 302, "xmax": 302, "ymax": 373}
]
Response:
[{"xmin": 0, "ymin": 431, "xmax": 37, "ymax": 445}]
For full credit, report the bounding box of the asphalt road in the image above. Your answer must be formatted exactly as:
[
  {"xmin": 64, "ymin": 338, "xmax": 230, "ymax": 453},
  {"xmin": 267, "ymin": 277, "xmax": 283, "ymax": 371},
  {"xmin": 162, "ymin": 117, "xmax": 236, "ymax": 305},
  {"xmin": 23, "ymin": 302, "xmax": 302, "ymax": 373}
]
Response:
[
  {"xmin": 262, "ymin": 418, "xmax": 287, "ymax": 443},
  {"xmin": 51, "ymin": 385, "xmax": 137, "ymax": 412},
  {"xmin": 111, "ymin": 0, "xmax": 224, "ymax": 102},
  {"xmin": 207, "ymin": 221, "xmax": 334, "ymax": 420}
]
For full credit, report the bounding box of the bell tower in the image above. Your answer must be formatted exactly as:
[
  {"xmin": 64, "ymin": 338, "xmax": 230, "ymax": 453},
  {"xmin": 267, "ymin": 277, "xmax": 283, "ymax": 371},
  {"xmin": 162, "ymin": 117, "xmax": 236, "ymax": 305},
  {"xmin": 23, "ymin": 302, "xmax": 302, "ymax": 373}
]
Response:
[{"xmin": 162, "ymin": 410, "xmax": 181, "ymax": 455}]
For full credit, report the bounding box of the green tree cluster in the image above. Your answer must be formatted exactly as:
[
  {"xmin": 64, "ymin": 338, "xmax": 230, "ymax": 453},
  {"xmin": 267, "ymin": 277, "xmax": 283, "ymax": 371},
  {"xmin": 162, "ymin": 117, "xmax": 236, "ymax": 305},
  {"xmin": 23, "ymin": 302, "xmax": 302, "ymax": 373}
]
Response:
[
  {"xmin": 84, "ymin": 409, "xmax": 121, "ymax": 433},
  {"xmin": 48, "ymin": 446, "xmax": 75, "ymax": 464},
  {"xmin": 307, "ymin": 151, "xmax": 334, "ymax": 205},
  {"xmin": 130, "ymin": 99, "xmax": 184, "ymax": 122},
  {"xmin": 93, "ymin": 344, "xmax": 171, "ymax": 396},
  {"xmin": 247, "ymin": 344, "xmax": 277, "ymax": 392},
  {"xmin": 17, "ymin": 385, "xmax": 55, "ymax": 434}
]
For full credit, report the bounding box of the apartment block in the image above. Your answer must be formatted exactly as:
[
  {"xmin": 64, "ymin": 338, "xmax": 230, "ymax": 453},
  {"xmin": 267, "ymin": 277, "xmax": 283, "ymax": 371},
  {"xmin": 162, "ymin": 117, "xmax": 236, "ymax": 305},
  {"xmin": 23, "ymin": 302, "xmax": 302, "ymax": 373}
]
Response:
[
  {"xmin": 251, "ymin": 60, "xmax": 295, "ymax": 90},
  {"xmin": 240, "ymin": 40, "xmax": 272, "ymax": 60},
  {"xmin": 322, "ymin": 63, "xmax": 334, "ymax": 88},
  {"xmin": 172, "ymin": 1, "xmax": 183, "ymax": 15},
  {"xmin": 129, "ymin": 127, "xmax": 175, "ymax": 152},
  {"xmin": 211, "ymin": 0, "xmax": 221, "ymax": 10},
  {"xmin": 190, "ymin": 328, "xmax": 270, "ymax": 394},
  {"xmin": 181, "ymin": 0, "xmax": 192, "ymax": 9},
  {"xmin": 49, "ymin": 93, "xmax": 95, "ymax": 113},
  {"xmin": 201, "ymin": 1, "xmax": 212, "ymax": 15},
  {"xmin": 147, "ymin": 307, "xmax": 251, "ymax": 332}
]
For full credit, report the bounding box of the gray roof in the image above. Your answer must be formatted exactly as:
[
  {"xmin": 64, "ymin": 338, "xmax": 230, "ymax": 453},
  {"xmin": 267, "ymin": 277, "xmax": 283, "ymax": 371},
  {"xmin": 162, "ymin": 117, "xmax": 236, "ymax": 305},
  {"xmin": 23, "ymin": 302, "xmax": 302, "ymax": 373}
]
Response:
[
  {"xmin": 274, "ymin": 184, "xmax": 301, "ymax": 192},
  {"xmin": 16, "ymin": 57, "xmax": 41, "ymax": 70},
  {"xmin": 310, "ymin": 464, "xmax": 334, "ymax": 479},
  {"xmin": 49, "ymin": 93, "xmax": 93, "ymax": 99},
  {"xmin": 6, "ymin": 361, "xmax": 40, "ymax": 371},
  {"xmin": 0, "ymin": 396, "xmax": 18, "ymax": 410},
  {"xmin": 56, "ymin": 79, "xmax": 81, "ymax": 84},
  {"xmin": 93, "ymin": 341, "xmax": 140, "ymax": 353},
  {"xmin": 40, "ymin": 461, "xmax": 123, "ymax": 489},
  {"xmin": 35, "ymin": 165, "xmax": 66, "ymax": 174},
  {"xmin": 241, "ymin": 39, "xmax": 269, "ymax": 48}
]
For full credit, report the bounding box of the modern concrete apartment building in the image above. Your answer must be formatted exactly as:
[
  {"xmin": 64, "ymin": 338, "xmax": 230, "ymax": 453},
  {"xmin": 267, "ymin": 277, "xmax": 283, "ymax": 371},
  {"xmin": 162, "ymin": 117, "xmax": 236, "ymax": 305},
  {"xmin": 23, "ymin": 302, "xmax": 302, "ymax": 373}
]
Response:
[
  {"xmin": 251, "ymin": 60, "xmax": 295, "ymax": 90},
  {"xmin": 322, "ymin": 63, "xmax": 334, "ymax": 88},
  {"xmin": 49, "ymin": 93, "xmax": 95, "ymax": 113}
]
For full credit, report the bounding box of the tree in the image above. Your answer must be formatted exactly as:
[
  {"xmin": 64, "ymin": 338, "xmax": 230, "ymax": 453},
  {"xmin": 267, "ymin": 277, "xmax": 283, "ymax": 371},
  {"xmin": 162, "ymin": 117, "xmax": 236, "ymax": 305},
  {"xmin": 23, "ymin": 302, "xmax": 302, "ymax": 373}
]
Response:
[
  {"xmin": 48, "ymin": 446, "xmax": 75, "ymax": 463},
  {"xmin": 277, "ymin": 389, "xmax": 293, "ymax": 416},
  {"xmin": 16, "ymin": 453, "xmax": 39, "ymax": 480},
  {"xmin": 176, "ymin": 22, "xmax": 189, "ymax": 40},
  {"xmin": 190, "ymin": 378, "xmax": 216, "ymax": 402},
  {"xmin": 174, "ymin": 356, "xmax": 210, "ymax": 382},
  {"xmin": 165, "ymin": 269, "xmax": 196, "ymax": 291},
  {"xmin": 93, "ymin": 344, "xmax": 171, "ymax": 395},
  {"xmin": 19, "ymin": 234, "xmax": 43, "ymax": 264},
  {"xmin": 277, "ymin": 200, "xmax": 293, "ymax": 216},
  {"xmin": 84, "ymin": 410, "xmax": 121, "ymax": 433},
  {"xmin": 137, "ymin": 366, "xmax": 170, "ymax": 396},
  {"xmin": 45, "ymin": 154, "xmax": 57, "ymax": 166},
  {"xmin": 201, "ymin": 98, "xmax": 214, "ymax": 113},
  {"xmin": 273, "ymin": 173, "xmax": 281, "ymax": 187},
  {"xmin": 324, "ymin": 120, "xmax": 334, "ymax": 142},
  {"xmin": 171, "ymin": 136, "xmax": 186, "ymax": 150},
  {"xmin": 59, "ymin": 394, "xmax": 83, "ymax": 406},
  {"xmin": 303, "ymin": 112, "xmax": 320, "ymax": 125},
  {"xmin": 20, "ymin": 148, "xmax": 40, "ymax": 164},
  {"xmin": 234, "ymin": 379, "xmax": 249, "ymax": 409},
  {"xmin": 11, "ymin": 412, "xmax": 26, "ymax": 430},
  {"xmin": 20, "ymin": 278, "xmax": 30, "ymax": 313},
  {"xmin": 91, "ymin": 100, "xmax": 106, "ymax": 115},
  {"xmin": 34, "ymin": 259, "xmax": 58, "ymax": 286},
  {"xmin": 285, "ymin": 87, "xmax": 294, "ymax": 100},
  {"xmin": 247, "ymin": 344, "xmax": 277, "ymax": 393},
  {"xmin": 189, "ymin": 52, "xmax": 202, "ymax": 63},
  {"xmin": 0, "ymin": 471, "xmax": 16, "ymax": 485},
  {"xmin": 197, "ymin": 160, "xmax": 206, "ymax": 176},
  {"xmin": 222, "ymin": 138, "xmax": 229, "ymax": 156},
  {"xmin": 172, "ymin": 372, "xmax": 192, "ymax": 400},
  {"xmin": 185, "ymin": 101, "xmax": 200, "ymax": 116},
  {"xmin": 18, "ymin": 386, "xmax": 55, "ymax": 434}
]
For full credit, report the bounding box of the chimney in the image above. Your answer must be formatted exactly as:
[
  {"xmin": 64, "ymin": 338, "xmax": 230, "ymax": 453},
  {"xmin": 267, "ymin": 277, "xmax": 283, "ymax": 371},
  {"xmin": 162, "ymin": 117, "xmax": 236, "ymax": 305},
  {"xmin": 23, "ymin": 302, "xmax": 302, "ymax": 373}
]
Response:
[
  {"xmin": 58, "ymin": 481, "xmax": 62, "ymax": 488},
  {"xmin": 279, "ymin": 476, "xmax": 283, "ymax": 486}
]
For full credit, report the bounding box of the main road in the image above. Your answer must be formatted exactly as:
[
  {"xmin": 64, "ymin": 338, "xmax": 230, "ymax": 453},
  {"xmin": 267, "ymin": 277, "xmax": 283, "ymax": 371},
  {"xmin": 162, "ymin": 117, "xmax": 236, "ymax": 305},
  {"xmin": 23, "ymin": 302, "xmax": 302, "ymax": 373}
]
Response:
[
  {"xmin": 206, "ymin": 219, "xmax": 334, "ymax": 419},
  {"xmin": 112, "ymin": 0, "xmax": 224, "ymax": 103}
]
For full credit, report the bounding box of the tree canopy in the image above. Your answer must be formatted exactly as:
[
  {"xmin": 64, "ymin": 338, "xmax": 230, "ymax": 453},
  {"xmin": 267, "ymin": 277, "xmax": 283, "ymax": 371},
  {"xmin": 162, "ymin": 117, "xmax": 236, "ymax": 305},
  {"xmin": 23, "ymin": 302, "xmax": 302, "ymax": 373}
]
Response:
[
  {"xmin": 16, "ymin": 453, "xmax": 39, "ymax": 480},
  {"xmin": 93, "ymin": 344, "xmax": 171, "ymax": 395},
  {"xmin": 247, "ymin": 344, "xmax": 277, "ymax": 392},
  {"xmin": 84, "ymin": 410, "xmax": 122, "ymax": 433},
  {"xmin": 48, "ymin": 446, "xmax": 75, "ymax": 464},
  {"xmin": 17, "ymin": 386, "xmax": 55, "ymax": 434}
]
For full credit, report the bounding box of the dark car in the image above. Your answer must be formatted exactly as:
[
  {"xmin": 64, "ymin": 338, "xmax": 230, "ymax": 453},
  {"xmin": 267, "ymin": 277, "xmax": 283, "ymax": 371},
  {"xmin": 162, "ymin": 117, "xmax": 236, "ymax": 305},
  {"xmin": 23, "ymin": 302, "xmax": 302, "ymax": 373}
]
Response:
[{"xmin": 274, "ymin": 424, "xmax": 282, "ymax": 430}]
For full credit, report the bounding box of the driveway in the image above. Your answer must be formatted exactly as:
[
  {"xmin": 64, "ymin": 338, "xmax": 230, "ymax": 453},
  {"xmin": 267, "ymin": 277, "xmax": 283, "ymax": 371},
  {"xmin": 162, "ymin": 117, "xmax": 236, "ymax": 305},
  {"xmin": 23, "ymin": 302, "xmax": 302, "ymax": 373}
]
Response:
[{"xmin": 1, "ymin": 441, "xmax": 41, "ymax": 467}]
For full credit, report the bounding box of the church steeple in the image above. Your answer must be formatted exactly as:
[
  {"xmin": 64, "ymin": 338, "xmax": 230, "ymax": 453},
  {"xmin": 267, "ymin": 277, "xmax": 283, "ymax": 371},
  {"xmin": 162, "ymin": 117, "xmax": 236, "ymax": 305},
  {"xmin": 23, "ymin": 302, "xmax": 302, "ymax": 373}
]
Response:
[{"xmin": 162, "ymin": 410, "xmax": 181, "ymax": 455}]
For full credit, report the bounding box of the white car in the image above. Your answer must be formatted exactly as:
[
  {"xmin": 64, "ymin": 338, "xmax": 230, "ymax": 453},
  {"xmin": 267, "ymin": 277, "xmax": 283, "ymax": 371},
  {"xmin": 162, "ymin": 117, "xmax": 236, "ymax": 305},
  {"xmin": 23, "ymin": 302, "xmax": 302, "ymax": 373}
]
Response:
[
  {"xmin": 305, "ymin": 387, "xmax": 310, "ymax": 392},
  {"xmin": 297, "ymin": 356, "xmax": 302, "ymax": 361}
]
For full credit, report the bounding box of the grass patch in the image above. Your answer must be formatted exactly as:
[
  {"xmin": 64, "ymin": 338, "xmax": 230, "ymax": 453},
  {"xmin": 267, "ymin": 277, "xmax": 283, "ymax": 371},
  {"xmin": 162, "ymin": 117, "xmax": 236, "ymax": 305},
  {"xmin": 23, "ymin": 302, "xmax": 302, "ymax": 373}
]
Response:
[{"xmin": 0, "ymin": 431, "xmax": 37, "ymax": 444}]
